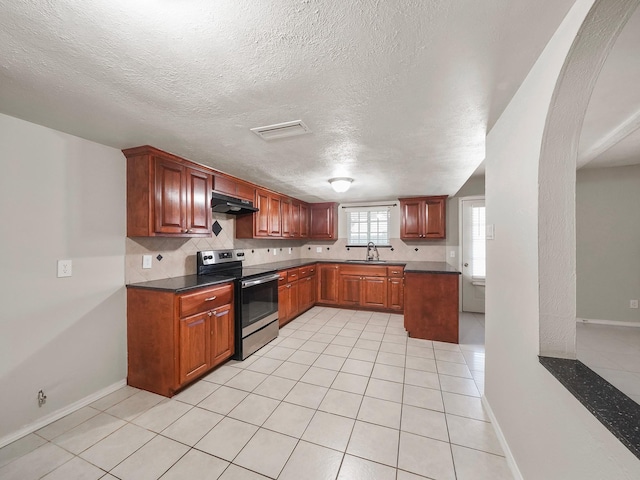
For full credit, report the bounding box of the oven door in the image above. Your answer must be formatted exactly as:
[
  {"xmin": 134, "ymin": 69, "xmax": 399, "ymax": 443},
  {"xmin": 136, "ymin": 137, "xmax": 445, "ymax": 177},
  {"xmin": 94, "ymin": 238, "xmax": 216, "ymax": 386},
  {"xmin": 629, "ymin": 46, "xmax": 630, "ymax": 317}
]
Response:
[{"xmin": 240, "ymin": 273, "xmax": 280, "ymax": 337}]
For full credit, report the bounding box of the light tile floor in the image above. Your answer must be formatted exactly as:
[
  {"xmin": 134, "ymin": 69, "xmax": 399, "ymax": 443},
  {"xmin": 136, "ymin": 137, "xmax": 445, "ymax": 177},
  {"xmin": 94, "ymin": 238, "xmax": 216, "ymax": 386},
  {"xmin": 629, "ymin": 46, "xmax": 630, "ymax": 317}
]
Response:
[
  {"xmin": 0, "ymin": 307, "xmax": 512, "ymax": 480},
  {"xmin": 577, "ymin": 322, "xmax": 640, "ymax": 404}
]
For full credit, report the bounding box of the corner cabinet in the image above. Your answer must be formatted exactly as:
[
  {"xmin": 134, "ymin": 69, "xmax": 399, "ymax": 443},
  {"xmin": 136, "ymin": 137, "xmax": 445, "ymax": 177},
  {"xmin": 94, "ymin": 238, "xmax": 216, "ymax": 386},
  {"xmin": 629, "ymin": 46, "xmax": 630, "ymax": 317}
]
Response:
[
  {"xmin": 399, "ymin": 195, "xmax": 447, "ymax": 239},
  {"xmin": 127, "ymin": 283, "xmax": 234, "ymax": 397},
  {"xmin": 125, "ymin": 146, "xmax": 212, "ymax": 238}
]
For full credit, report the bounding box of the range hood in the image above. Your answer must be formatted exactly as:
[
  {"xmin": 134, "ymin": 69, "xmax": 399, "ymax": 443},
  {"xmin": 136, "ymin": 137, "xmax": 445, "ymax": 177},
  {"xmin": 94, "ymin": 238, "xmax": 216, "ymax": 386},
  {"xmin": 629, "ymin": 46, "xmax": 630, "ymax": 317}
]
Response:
[{"xmin": 211, "ymin": 191, "xmax": 258, "ymax": 215}]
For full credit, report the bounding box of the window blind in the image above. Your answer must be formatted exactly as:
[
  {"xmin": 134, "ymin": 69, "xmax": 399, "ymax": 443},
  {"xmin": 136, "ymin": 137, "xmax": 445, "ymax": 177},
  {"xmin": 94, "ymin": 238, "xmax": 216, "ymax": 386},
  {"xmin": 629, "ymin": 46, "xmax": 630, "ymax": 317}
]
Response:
[{"xmin": 347, "ymin": 209, "xmax": 390, "ymax": 245}]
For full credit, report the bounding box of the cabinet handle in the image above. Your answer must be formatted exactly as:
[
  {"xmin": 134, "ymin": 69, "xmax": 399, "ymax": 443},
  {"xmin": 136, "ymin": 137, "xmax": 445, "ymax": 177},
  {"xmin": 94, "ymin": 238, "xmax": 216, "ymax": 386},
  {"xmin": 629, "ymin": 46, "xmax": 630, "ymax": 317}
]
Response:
[
  {"xmin": 208, "ymin": 311, "xmax": 212, "ymax": 317},
  {"xmin": 205, "ymin": 296, "xmax": 217, "ymax": 301},
  {"xmin": 287, "ymin": 284, "xmax": 291, "ymax": 289}
]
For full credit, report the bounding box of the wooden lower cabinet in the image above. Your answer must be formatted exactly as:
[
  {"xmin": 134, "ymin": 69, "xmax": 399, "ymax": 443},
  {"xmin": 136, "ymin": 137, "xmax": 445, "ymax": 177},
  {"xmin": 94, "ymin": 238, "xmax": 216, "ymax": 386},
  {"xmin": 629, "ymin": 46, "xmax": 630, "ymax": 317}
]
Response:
[
  {"xmin": 127, "ymin": 282, "xmax": 234, "ymax": 397},
  {"xmin": 362, "ymin": 276, "xmax": 388, "ymax": 308},
  {"xmin": 278, "ymin": 266, "xmax": 316, "ymax": 327},
  {"xmin": 388, "ymin": 277, "xmax": 404, "ymax": 311},
  {"xmin": 317, "ymin": 264, "xmax": 340, "ymax": 304},
  {"xmin": 404, "ymin": 272, "xmax": 459, "ymax": 343}
]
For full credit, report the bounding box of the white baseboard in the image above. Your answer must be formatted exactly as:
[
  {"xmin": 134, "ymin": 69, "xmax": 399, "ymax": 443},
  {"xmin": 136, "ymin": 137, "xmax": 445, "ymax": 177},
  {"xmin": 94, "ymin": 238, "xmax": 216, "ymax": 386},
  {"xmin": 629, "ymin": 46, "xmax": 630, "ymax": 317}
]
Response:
[
  {"xmin": 0, "ymin": 379, "xmax": 127, "ymax": 449},
  {"xmin": 577, "ymin": 317, "xmax": 640, "ymax": 328},
  {"xmin": 481, "ymin": 395, "xmax": 524, "ymax": 480}
]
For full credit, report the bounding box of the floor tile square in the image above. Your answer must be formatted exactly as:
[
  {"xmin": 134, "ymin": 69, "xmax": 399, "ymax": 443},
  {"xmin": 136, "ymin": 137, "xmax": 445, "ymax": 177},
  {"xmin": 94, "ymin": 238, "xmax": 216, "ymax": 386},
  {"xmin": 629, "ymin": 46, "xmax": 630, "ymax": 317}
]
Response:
[
  {"xmin": 322, "ymin": 345, "xmax": 352, "ymax": 358},
  {"xmin": 337, "ymin": 328, "xmax": 361, "ymax": 338},
  {"xmin": 41, "ymin": 456, "xmax": 103, "ymax": 480},
  {"xmin": 401, "ymin": 405, "xmax": 449, "ymax": 442},
  {"xmin": 403, "ymin": 384, "xmax": 444, "ymax": 412},
  {"xmin": 132, "ymin": 399, "xmax": 192, "ymax": 432},
  {"xmin": 406, "ymin": 345, "xmax": 435, "ymax": 359},
  {"xmin": 398, "ymin": 431, "xmax": 455, "ymax": 480},
  {"xmin": 262, "ymin": 345, "xmax": 297, "ymax": 360},
  {"xmin": 348, "ymin": 347, "xmax": 378, "ymax": 362},
  {"xmin": 252, "ymin": 375, "xmax": 297, "ymax": 400},
  {"xmin": 442, "ymin": 392, "xmax": 489, "ymax": 421},
  {"xmin": 301, "ymin": 366, "xmax": 339, "ymax": 387},
  {"xmin": 79, "ymin": 423, "xmax": 154, "ymax": 471},
  {"xmin": 52, "ymin": 413, "xmax": 126, "ymax": 455},
  {"xmin": 160, "ymin": 449, "xmax": 229, "ymax": 480},
  {"xmin": 105, "ymin": 390, "xmax": 164, "ymax": 422},
  {"xmin": 354, "ymin": 338, "xmax": 382, "ymax": 351},
  {"xmin": 218, "ymin": 464, "xmax": 270, "ymax": 479},
  {"xmin": 357, "ymin": 396, "xmax": 401, "ymax": 428},
  {"xmin": 313, "ymin": 353, "xmax": 347, "ymax": 371},
  {"xmin": 278, "ymin": 337, "xmax": 307, "ymax": 349},
  {"xmin": 245, "ymin": 356, "xmax": 283, "ymax": 375},
  {"xmin": 0, "ymin": 443, "xmax": 73, "ymax": 480},
  {"xmin": 451, "ymin": 444, "xmax": 513, "ymax": 480},
  {"xmin": 224, "ymin": 370, "xmax": 268, "ymax": 392},
  {"xmin": 337, "ymin": 454, "xmax": 396, "ymax": 480},
  {"xmin": 332, "ymin": 336, "xmax": 359, "ymax": 347},
  {"xmin": 435, "ymin": 350, "xmax": 466, "ymax": 364},
  {"xmin": 405, "ymin": 356, "xmax": 437, "ymax": 373},
  {"xmin": 288, "ymin": 329, "xmax": 315, "ymax": 340},
  {"xmin": 382, "ymin": 333, "xmax": 407, "ymax": 345},
  {"xmin": 288, "ymin": 350, "xmax": 321, "ymax": 365},
  {"xmin": 198, "ymin": 386, "xmax": 248, "ymax": 414},
  {"xmin": 202, "ymin": 365, "xmax": 241, "ymax": 385},
  {"xmin": 346, "ymin": 421, "xmax": 399, "ymax": 467},
  {"xmin": 318, "ymin": 389, "xmax": 363, "ymax": 418},
  {"xmin": 262, "ymin": 402, "xmax": 315, "ymax": 438},
  {"xmin": 405, "ymin": 369, "xmax": 440, "ymax": 390},
  {"xmin": 341, "ymin": 358, "xmax": 374, "ymax": 376},
  {"xmin": 302, "ymin": 411, "xmax": 355, "ymax": 451},
  {"xmin": 36, "ymin": 407, "xmax": 100, "ymax": 441},
  {"xmin": 407, "ymin": 337, "xmax": 433, "ymax": 348},
  {"xmin": 371, "ymin": 363, "xmax": 405, "ymax": 383},
  {"xmin": 283, "ymin": 382, "xmax": 328, "ymax": 409},
  {"xmin": 0, "ymin": 434, "xmax": 47, "ymax": 469},
  {"xmin": 195, "ymin": 417, "xmax": 258, "ymax": 461},
  {"xmin": 439, "ymin": 375, "xmax": 480, "ymax": 397},
  {"xmin": 299, "ymin": 340, "xmax": 328, "ymax": 353},
  {"xmin": 376, "ymin": 351, "xmax": 406, "ymax": 367},
  {"xmin": 110, "ymin": 435, "xmax": 189, "ymax": 480},
  {"xmin": 379, "ymin": 342, "xmax": 407, "ymax": 355},
  {"xmin": 446, "ymin": 414, "xmax": 503, "ymax": 455},
  {"xmin": 89, "ymin": 386, "xmax": 139, "ymax": 412},
  {"xmin": 234, "ymin": 428, "xmax": 298, "ymax": 478},
  {"xmin": 433, "ymin": 341, "xmax": 461, "ymax": 352},
  {"xmin": 279, "ymin": 441, "xmax": 343, "ymax": 480},
  {"xmin": 272, "ymin": 361, "xmax": 310, "ymax": 380},
  {"xmin": 360, "ymin": 331, "xmax": 384, "ymax": 341},
  {"xmin": 436, "ymin": 360, "xmax": 473, "ymax": 378},
  {"xmin": 331, "ymin": 372, "xmax": 370, "ymax": 395},
  {"xmin": 227, "ymin": 393, "xmax": 280, "ymax": 426},
  {"xmin": 365, "ymin": 378, "xmax": 404, "ymax": 403},
  {"xmin": 160, "ymin": 407, "xmax": 224, "ymax": 446},
  {"xmin": 173, "ymin": 380, "xmax": 220, "ymax": 405}
]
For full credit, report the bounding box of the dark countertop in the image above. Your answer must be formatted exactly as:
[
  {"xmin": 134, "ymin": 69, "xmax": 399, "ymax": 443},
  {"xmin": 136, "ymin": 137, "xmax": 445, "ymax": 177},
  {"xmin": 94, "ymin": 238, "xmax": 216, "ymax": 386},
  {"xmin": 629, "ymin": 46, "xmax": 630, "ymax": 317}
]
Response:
[
  {"xmin": 126, "ymin": 274, "xmax": 235, "ymax": 293},
  {"xmin": 126, "ymin": 258, "xmax": 460, "ymax": 292}
]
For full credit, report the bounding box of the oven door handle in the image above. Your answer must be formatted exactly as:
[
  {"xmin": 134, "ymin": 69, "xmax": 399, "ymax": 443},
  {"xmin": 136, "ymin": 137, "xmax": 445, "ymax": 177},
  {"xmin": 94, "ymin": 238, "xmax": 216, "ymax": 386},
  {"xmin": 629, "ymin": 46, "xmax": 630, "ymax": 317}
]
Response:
[{"xmin": 241, "ymin": 273, "xmax": 281, "ymax": 288}]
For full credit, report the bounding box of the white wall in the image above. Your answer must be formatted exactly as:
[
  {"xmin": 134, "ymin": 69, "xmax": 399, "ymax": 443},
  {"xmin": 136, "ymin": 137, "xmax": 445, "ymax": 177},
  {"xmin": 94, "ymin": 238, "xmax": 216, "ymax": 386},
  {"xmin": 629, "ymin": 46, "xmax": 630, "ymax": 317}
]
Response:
[
  {"xmin": 0, "ymin": 113, "xmax": 127, "ymax": 444},
  {"xmin": 577, "ymin": 164, "xmax": 640, "ymax": 323},
  {"xmin": 485, "ymin": 0, "xmax": 640, "ymax": 478}
]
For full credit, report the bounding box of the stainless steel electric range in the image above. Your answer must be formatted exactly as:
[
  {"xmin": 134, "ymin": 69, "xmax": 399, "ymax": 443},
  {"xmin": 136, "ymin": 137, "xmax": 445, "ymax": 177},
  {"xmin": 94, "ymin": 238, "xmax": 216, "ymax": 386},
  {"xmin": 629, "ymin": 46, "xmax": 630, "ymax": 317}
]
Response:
[{"xmin": 197, "ymin": 249, "xmax": 279, "ymax": 360}]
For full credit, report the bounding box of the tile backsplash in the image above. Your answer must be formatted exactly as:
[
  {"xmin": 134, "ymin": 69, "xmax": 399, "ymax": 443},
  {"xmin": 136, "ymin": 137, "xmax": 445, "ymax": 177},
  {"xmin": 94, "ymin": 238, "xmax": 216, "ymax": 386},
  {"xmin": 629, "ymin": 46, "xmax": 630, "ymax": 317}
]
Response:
[{"xmin": 125, "ymin": 214, "xmax": 447, "ymax": 284}]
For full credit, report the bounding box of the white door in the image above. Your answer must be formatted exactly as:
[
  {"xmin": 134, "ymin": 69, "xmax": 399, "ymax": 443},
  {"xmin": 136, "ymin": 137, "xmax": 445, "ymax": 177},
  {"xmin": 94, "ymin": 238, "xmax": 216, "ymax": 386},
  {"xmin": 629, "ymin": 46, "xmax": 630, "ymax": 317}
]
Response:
[{"xmin": 461, "ymin": 197, "xmax": 486, "ymax": 313}]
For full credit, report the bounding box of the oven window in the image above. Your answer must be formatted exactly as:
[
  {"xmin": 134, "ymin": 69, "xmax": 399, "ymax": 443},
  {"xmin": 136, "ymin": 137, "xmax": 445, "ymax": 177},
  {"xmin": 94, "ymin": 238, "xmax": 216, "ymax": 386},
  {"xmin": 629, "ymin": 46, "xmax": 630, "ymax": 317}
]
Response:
[{"xmin": 242, "ymin": 280, "xmax": 278, "ymax": 326}]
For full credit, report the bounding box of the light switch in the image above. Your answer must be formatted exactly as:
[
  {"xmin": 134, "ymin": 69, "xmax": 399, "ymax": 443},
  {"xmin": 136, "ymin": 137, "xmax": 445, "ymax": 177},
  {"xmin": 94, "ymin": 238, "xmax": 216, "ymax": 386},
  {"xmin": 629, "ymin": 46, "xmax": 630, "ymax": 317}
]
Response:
[{"xmin": 486, "ymin": 224, "xmax": 495, "ymax": 240}]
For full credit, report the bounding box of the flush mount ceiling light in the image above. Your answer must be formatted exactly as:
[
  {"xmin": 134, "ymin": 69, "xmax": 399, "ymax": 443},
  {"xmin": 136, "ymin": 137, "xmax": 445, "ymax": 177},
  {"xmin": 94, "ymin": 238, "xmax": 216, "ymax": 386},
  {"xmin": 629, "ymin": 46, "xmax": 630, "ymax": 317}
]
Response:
[
  {"xmin": 329, "ymin": 177, "xmax": 353, "ymax": 193},
  {"xmin": 250, "ymin": 120, "xmax": 311, "ymax": 141}
]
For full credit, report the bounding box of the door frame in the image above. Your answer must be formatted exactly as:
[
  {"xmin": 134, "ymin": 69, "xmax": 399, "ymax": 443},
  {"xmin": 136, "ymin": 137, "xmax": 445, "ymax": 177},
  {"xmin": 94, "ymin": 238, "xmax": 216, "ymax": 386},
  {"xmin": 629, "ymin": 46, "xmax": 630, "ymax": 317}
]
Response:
[{"xmin": 458, "ymin": 195, "xmax": 485, "ymax": 312}]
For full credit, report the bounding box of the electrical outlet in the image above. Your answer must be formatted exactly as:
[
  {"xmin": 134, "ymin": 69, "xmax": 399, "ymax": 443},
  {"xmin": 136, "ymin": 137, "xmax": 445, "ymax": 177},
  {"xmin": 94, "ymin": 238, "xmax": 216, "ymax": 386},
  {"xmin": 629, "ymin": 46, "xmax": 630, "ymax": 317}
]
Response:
[
  {"xmin": 316, "ymin": 247, "xmax": 322, "ymax": 253},
  {"xmin": 57, "ymin": 259, "xmax": 72, "ymax": 278},
  {"xmin": 142, "ymin": 255, "xmax": 152, "ymax": 269},
  {"xmin": 273, "ymin": 249, "xmax": 277, "ymax": 256},
  {"xmin": 631, "ymin": 300, "xmax": 639, "ymax": 309},
  {"xmin": 288, "ymin": 247, "xmax": 292, "ymax": 254},
  {"xmin": 450, "ymin": 251, "xmax": 455, "ymax": 258}
]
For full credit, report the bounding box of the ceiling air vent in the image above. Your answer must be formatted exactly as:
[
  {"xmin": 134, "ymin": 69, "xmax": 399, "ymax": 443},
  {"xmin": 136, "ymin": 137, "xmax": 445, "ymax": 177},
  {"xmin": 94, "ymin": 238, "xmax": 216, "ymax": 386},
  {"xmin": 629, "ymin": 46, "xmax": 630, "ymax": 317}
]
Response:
[{"xmin": 250, "ymin": 120, "xmax": 311, "ymax": 141}]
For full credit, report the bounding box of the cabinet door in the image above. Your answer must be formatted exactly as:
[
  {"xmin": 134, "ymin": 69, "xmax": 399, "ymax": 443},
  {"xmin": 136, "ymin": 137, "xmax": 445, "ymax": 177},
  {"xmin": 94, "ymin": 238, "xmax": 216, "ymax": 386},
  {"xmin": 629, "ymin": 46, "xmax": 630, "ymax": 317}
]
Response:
[
  {"xmin": 154, "ymin": 158, "xmax": 186, "ymax": 234},
  {"xmin": 288, "ymin": 281, "xmax": 299, "ymax": 319},
  {"xmin": 361, "ymin": 276, "xmax": 387, "ymax": 308},
  {"xmin": 185, "ymin": 168, "xmax": 212, "ymax": 235},
  {"xmin": 269, "ymin": 195, "xmax": 282, "ymax": 237},
  {"xmin": 339, "ymin": 275, "xmax": 362, "ymax": 306},
  {"xmin": 281, "ymin": 200, "xmax": 292, "ymax": 238},
  {"xmin": 298, "ymin": 275, "xmax": 315, "ymax": 312},
  {"xmin": 254, "ymin": 190, "xmax": 270, "ymax": 237},
  {"xmin": 210, "ymin": 305, "xmax": 234, "ymax": 367},
  {"xmin": 291, "ymin": 202, "xmax": 301, "ymax": 237},
  {"xmin": 278, "ymin": 284, "xmax": 289, "ymax": 326},
  {"xmin": 388, "ymin": 277, "xmax": 404, "ymax": 311},
  {"xmin": 179, "ymin": 312, "xmax": 209, "ymax": 385},
  {"xmin": 299, "ymin": 203, "xmax": 309, "ymax": 237},
  {"xmin": 309, "ymin": 203, "xmax": 338, "ymax": 239},
  {"xmin": 400, "ymin": 199, "xmax": 423, "ymax": 239},
  {"xmin": 425, "ymin": 197, "xmax": 446, "ymax": 238},
  {"xmin": 317, "ymin": 264, "xmax": 340, "ymax": 304}
]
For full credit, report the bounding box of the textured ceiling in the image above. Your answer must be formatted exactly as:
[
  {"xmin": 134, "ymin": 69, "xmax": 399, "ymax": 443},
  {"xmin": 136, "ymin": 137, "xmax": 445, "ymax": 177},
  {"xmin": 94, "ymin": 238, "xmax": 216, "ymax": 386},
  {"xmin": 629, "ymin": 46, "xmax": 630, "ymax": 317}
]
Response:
[{"xmin": 0, "ymin": 0, "xmax": 577, "ymax": 202}]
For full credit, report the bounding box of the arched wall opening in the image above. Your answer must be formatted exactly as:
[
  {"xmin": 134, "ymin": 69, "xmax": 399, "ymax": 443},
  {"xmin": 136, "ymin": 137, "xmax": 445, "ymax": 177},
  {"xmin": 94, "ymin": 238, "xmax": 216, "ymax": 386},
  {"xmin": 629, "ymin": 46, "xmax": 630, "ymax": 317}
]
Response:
[{"xmin": 538, "ymin": 0, "xmax": 639, "ymax": 357}]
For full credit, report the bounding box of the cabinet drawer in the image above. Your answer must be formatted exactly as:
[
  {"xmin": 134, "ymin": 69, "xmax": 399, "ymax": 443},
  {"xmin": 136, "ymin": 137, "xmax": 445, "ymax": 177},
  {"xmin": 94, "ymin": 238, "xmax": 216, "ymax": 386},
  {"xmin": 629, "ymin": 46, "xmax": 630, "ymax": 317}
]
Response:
[
  {"xmin": 299, "ymin": 265, "xmax": 316, "ymax": 278},
  {"xmin": 287, "ymin": 268, "xmax": 300, "ymax": 283},
  {"xmin": 387, "ymin": 267, "xmax": 404, "ymax": 278},
  {"xmin": 179, "ymin": 284, "xmax": 233, "ymax": 318},
  {"xmin": 339, "ymin": 265, "xmax": 387, "ymax": 277}
]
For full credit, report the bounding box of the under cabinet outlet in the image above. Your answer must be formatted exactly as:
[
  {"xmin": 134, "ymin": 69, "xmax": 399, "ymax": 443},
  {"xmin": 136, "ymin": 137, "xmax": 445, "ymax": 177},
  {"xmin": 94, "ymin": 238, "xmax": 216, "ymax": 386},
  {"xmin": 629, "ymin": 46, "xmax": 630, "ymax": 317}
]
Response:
[
  {"xmin": 449, "ymin": 251, "xmax": 456, "ymax": 258},
  {"xmin": 288, "ymin": 248, "xmax": 292, "ymax": 254},
  {"xmin": 631, "ymin": 300, "xmax": 639, "ymax": 309},
  {"xmin": 273, "ymin": 249, "xmax": 278, "ymax": 256},
  {"xmin": 142, "ymin": 255, "xmax": 152, "ymax": 269},
  {"xmin": 57, "ymin": 259, "xmax": 72, "ymax": 278},
  {"xmin": 316, "ymin": 247, "xmax": 322, "ymax": 253}
]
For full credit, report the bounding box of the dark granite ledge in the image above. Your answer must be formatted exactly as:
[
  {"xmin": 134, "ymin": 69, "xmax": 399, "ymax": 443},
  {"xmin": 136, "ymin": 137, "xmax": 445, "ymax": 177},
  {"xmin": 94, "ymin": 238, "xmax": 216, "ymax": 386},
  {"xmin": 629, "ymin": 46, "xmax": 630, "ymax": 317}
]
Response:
[{"xmin": 539, "ymin": 356, "xmax": 640, "ymax": 460}]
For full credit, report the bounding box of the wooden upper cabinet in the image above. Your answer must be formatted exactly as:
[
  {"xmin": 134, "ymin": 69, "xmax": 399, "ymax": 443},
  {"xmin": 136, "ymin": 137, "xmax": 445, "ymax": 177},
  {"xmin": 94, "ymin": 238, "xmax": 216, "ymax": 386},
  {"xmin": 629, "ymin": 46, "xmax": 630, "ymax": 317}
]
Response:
[
  {"xmin": 399, "ymin": 195, "xmax": 447, "ymax": 239},
  {"xmin": 125, "ymin": 146, "xmax": 212, "ymax": 238},
  {"xmin": 281, "ymin": 200, "xmax": 291, "ymax": 237},
  {"xmin": 253, "ymin": 189, "xmax": 271, "ymax": 237},
  {"xmin": 299, "ymin": 203, "xmax": 309, "ymax": 238},
  {"xmin": 269, "ymin": 195, "xmax": 282, "ymax": 236},
  {"xmin": 309, "ymin": 202, "xmax": 338, "ymax": 239},
  {"xmin": 213, "ymin": 174, "xmax": 255, "ymax": 202}
]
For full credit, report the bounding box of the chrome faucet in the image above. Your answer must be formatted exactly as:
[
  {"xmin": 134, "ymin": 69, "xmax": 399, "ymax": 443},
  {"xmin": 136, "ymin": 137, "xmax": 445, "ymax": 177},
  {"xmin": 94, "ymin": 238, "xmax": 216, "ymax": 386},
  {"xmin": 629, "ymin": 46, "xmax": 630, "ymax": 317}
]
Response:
[{"xmin": 366, "ymin": 242, "xmax": 379, "ymax": 261}]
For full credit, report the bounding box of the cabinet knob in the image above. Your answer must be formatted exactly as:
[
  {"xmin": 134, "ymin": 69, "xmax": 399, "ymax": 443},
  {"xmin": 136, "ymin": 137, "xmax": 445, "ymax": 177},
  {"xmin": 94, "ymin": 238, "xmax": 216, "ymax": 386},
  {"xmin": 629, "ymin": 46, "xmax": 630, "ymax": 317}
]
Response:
[
  {"xmin": 208, "ymin": 311, "xmax": 212, "ymax": 317},
  {"xmin": 287, "ymin": 284, "xmax": 291, "ymax": 289}
]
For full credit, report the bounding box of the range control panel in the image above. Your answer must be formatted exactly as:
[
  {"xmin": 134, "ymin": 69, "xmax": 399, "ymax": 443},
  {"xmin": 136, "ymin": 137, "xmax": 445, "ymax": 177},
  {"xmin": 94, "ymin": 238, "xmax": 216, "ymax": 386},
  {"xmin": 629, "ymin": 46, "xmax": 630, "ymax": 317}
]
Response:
[{"xmin": 198, "ymin": 249, "xmax": 245, "ymax": 265}]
